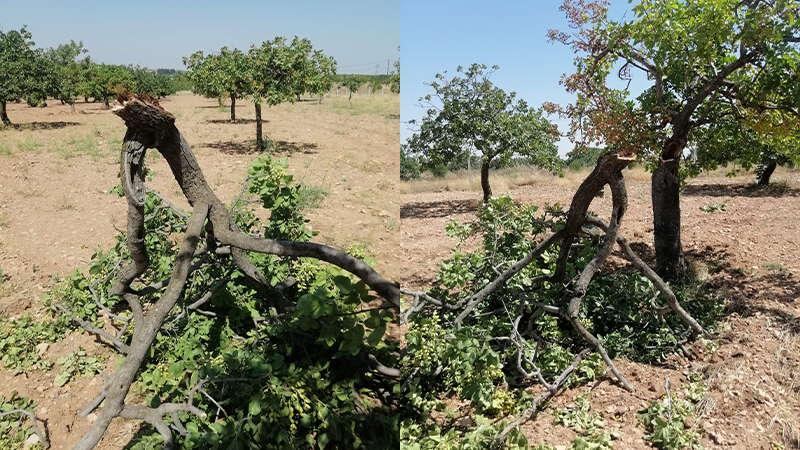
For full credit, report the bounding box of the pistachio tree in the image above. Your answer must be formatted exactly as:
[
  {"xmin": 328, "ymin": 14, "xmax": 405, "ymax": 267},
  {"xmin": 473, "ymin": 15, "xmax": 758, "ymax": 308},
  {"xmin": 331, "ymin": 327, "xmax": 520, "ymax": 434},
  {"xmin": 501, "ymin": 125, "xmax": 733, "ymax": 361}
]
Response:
[
  {"xmin": 406, "ymin": 63, "xmax": 560, "ymax": 201},
  {"xmin": 42, "ymin": 41, "xmax": 89, "ymax": 113},
  {"xmin": 249, "ymin": 37, "xmax": 335, "ymax": 150},
  {"xmin": 340, "ymin": 75, "xmax": 364, "ymax": 100},
  {"xmin": 183, "ymin": 47, "xmax": 252, "ymax": 122},
  {"xmin": 0, "ymin": 26, "xmax": 44, "ymax": 125},
  {"xmin": 549, "ymin": 0, "xmax": 800, "ymax": 280}
]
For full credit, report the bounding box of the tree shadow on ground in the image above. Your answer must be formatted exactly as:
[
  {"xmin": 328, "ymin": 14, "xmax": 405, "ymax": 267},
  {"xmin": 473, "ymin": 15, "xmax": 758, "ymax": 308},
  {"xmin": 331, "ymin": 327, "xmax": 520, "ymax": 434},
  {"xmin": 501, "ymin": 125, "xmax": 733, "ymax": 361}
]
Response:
[
  {"xmin": 682, "ymin": 245, "xmax": 800, "ymax": 324},
  {"xmin": 683, "ymin": 183, "xmax": 800, "ymax": 198},
  {"xmin": 206, "ymin": 118, "xmax": 259, "ymax": 125},
  {"xmin": 401, "ymin": 199, "xmax": 479, "ymax": 219},
  {"xmin": 272, "ymin": 141, "xmax": 318, "ymax": 154},
  {"xmin": 2, "ymin": 122, "xmax": 81, "ymax": 131},
  {"xmin": 205, "ymin": 140, "xmax": 255, "ymax": 154}
]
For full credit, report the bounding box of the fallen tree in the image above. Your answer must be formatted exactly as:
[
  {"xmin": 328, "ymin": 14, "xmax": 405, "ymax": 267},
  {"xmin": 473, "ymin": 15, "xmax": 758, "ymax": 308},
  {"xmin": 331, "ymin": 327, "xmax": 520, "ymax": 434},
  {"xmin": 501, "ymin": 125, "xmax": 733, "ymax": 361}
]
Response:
[
  {"xmin": 400, "ymin": 150, "xmax": 718, "ymax": 448},
  {"xmin": 56, "ymin": 93, "xmax": 400, "ymax": 450}
]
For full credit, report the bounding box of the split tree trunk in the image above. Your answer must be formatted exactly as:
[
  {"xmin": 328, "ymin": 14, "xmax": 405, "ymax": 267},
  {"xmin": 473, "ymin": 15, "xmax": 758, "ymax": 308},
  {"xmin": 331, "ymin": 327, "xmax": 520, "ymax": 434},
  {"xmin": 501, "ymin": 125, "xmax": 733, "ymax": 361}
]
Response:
[
  {"xmin": 230, "ymin": 95, "xmax": 236, "ymax": 122},
  {"xmin": 71, "ymin": 92, "xmax": 399, "ymax": 450},
  {"xmin": 255, "ymin": 103, "xmax": 263, "ymax": 151},
  {"xmin": 0, "ymin": 101, "xmax": 10, "ymax": 126},
  {"xmin": 70, "ymin": 102, "xmax": 76, "ymax": 114},
  {"xmin": 481, "ymin": 160, "xmax": 492, "ymax": 202},
  {"xmin": 652, "ymin": 143, "xmax": 687, "ymax": 281}
]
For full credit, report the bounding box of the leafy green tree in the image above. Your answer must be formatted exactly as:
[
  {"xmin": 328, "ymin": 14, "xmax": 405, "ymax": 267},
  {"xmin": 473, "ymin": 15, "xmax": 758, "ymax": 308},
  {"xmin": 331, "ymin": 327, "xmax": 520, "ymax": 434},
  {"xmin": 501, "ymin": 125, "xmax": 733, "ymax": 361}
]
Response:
[
  {"xmin": 182, "ymin": 51, "xmax": 226, "ymax": 105},
  {"xmin": 0, "ymin": 26, "xmax": 45, "ymax": 126},
  {"xmin": 340, "ymin": 75, "xmax": 363, "ymax": 100},
  {"xmin": 400, "ymin": 145, "xmax": 421, "ymax": 180},
  {"xmin": 183, "ymin": 48, "xmax": 253, "ymax": 120},
  {"xmin": 77, "ymin": 63, "xmax": 134, "ymax": 107},
  {"xmin": 249, "ymin": 37, "xmax": 334, "ymax": 150},
  {"xmin": 406, "ymin": 63, "xmax": 560, "ymax": 201},
  {"xmin": 42, "ymin": 40, "xmax": 89, "ymax": 113},
  {"xmin": 564, "ymin": 147, "xmax": 606, "ymax": 169},
  {"xmin": 129, "ymin": 66, "xmax": 178, "ymax": 99},
  {"xmin": 687, "ymin": 111, "xmax": 800, "ymax": 185},
  {"xmin": 391, "ymin": 48, "xmax": 400, "ymax": 94},
  {"xmin": 292, "ymin": 48, "xmax": 336, "ymax": 102},
  {"xmin": 549, "ymin": 0, "xmax": 800, "ymax": 280}
]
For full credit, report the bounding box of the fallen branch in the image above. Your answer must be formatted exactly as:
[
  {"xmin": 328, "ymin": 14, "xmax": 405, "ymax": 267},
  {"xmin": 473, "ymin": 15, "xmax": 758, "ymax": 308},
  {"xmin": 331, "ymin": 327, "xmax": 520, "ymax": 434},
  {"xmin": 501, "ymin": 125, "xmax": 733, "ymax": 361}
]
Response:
[{"xmin": 69, "ymin": 93, "xmax": 400, "ymax": 450}]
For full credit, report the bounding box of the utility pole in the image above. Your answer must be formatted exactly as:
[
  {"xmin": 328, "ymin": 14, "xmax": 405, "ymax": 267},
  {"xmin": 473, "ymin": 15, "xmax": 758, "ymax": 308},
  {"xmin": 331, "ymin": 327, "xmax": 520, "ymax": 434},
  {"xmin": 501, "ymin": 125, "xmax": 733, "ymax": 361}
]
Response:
[{"xmin": 387, "ymin": 59, "xmax": 390, "ymax": 75}]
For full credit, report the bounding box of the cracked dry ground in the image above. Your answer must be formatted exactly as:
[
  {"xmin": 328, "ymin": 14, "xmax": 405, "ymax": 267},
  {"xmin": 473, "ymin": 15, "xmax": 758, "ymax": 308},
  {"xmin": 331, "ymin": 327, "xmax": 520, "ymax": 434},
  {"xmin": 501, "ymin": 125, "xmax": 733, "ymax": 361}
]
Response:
[
  {"xmin": 0, "ymin": 92, "xmax": 400, "ymax": 449},
  {"xmin": 399, "ymin": 170, "xmax": 800, "ymax": 449}
]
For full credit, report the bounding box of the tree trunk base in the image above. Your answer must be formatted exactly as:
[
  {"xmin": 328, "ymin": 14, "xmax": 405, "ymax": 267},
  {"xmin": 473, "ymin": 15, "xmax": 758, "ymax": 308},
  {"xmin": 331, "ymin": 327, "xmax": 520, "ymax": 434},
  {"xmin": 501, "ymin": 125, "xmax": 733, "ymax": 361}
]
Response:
[{"xmin": 652, "ymin": 158, "xmax": 689, "ymax": 281}]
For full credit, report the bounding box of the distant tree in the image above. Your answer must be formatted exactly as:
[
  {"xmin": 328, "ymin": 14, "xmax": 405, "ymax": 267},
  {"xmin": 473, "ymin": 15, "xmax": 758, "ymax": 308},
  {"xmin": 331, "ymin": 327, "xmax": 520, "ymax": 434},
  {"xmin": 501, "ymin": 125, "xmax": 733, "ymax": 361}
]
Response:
[
  {"xmin": 78, "ymin": 63, "xmax": 134, "ymax": 107},
  {"xmin": 130, "ymin": 66, "xmax": 178, "ymax": 99},
  {"xmin": 400, "ymin": 145, "xmax": 421, "ymax": 180},
  {"xmin": 41, "ymin": 40, "xmax": 89, "ymax": 113},
  {"xmin": 564, "ymin": 147, "xmax": 606, "ymax": 168},
  {"xmin": 391, "ymin": 47, "xmax": 400, "ymax": 94},
  {"xmin": 249, "ymin": 37, "xmax": 334, "ymax": 150},
  {"xmin": 686, "ymin": 112, "xmax": 799, "ymax": 186},
  {"xmin": 183, "ymin": 48, "xmax": 253, "ymax": 122},
  {"xmin": 406, "ymin": 63, "xmax": 560, "ymax": 201},
  {"xmin": 0, "ymin": 26, "xmax": 45, "ymax": 125},
  {"xmin": 340, "ymin": 76, "xmax": 363, "ymax": 100},
  {"xmin": 292, "ymin": 48, "xmax": 336, "ymax": 102}
]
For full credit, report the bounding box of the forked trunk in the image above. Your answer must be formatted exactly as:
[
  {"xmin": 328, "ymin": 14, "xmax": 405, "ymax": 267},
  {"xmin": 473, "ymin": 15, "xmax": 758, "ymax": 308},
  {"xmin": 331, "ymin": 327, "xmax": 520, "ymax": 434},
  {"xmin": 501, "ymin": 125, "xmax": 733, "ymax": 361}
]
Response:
[
  {"xmin": 70, "ymin": 102, "xmax": 76, "ymax": 114},
  {"xmin": 84, "ymin": 96, "xmax": 89, "ymax": 103},
  {"xmin": 230, "ymin": 95, "xmax": 236, "ymax": 123},
  {"xmin": 0, "ymin": 101, "xmax": 10, "ymax": 126},
  {"xmin": 480, "ymin": 160, "xmax": 492, "ymax": 202},
  {"xmin": 296, "ymin": 92, "xmax": 301, "ymax": 101},
  {"xmin": 255, "ymin": 103, "xmax": 263, "ymax": 151},
  {"xmin": 652, "ymin": 156, "xmax": 687, "ymax": 281}
]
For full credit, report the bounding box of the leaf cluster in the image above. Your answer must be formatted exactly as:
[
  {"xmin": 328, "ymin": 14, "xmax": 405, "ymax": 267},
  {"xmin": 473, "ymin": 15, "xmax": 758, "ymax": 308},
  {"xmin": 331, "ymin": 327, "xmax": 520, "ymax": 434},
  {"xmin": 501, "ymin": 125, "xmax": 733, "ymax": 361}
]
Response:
[
  {"xmin": 0, "ymin": 314, "xmax": 70, "ymax": 375},
  {"xmin": 0, "ymin": 391, "xmax": 40, "ymax": 450}
]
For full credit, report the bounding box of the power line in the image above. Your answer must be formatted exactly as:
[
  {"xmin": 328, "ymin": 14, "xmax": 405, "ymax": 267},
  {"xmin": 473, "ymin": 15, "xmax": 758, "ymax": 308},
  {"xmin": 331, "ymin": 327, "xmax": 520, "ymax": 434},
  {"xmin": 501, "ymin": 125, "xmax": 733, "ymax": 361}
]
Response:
[{"xmin": 338, "ymin": 59, "xmax": 393, "ymax": 69}]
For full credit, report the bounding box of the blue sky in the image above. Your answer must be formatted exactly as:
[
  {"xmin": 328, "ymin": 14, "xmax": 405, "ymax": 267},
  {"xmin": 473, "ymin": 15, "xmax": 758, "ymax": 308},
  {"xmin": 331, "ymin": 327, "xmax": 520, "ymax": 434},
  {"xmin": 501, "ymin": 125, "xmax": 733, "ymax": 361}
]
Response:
[
  {"xmin": 0, "ymin": 0, "xmax": 399, "ymax": 74},
  {"xmin": 400, "ymin": 0, "xmax": 644, "ymax": 156}
]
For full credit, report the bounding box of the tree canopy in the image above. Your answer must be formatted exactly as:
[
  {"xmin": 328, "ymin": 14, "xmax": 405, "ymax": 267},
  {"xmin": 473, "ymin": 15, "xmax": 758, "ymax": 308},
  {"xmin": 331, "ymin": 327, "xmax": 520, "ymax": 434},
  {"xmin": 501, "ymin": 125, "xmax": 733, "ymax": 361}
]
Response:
[
  {"xmin": 0, "ymin": 26, "xmax": 46, "ymax": 125},
  {"xmin": 183, "ymin": 47, "xmax": 253, "ymax": 121},
  {"xmin": 548, "ymin": 0, "xmax": 800, "ymax": 279},
  {"xmin": 406, "ymin": 63, "xmax": 560, "ymax": 201}
]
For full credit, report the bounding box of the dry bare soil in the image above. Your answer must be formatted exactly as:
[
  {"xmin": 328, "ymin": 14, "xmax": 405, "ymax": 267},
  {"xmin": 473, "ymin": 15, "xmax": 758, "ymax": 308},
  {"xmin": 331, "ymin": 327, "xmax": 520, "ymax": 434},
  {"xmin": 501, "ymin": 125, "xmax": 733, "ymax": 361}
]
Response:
[
  {"xmin": 400, "ymin": 168, "xmax": 800, "ymax": 449},
  {"xmin": 0, "ymin": 91, "xmax": 399, "ymax": 449}
]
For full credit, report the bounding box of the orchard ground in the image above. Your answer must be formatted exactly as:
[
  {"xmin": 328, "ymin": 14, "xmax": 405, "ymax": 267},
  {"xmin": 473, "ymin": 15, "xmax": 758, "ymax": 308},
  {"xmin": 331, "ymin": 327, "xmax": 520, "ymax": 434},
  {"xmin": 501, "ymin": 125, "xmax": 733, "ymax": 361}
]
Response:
[
  {"xmin": 0, "ymin": 90, "xmax": 399, "ymax": 449},
  {"xmin": 400, "ymin": 166, "xmax": 800, "ymax": 449}
]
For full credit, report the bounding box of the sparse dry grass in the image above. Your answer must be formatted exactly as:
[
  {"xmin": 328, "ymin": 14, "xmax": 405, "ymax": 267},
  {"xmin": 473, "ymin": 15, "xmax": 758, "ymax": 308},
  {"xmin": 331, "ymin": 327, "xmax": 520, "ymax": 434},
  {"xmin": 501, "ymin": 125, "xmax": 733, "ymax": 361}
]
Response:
[
  {"xmin": 401, "ymin": 165, "xmax": 800, "ymax": 195},
  {"xmin": 401, "ymin": 165, "xmax": 653, "ymax": 195},
  {"xmin": 323, "ymin": 92, "xmax": 399, "ymax": 116}
]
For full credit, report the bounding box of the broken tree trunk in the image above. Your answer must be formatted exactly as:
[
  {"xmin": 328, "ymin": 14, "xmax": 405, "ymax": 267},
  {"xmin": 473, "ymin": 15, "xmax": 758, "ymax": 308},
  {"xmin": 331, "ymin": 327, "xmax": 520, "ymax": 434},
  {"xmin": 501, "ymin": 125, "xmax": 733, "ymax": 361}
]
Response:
[
  {"xmin": 403, "ymin": 151, "xmax": 706, "ymax": 440},
  {"xmin": 71, "ymin": 93, "xmax": 399, "ymax": 450}
]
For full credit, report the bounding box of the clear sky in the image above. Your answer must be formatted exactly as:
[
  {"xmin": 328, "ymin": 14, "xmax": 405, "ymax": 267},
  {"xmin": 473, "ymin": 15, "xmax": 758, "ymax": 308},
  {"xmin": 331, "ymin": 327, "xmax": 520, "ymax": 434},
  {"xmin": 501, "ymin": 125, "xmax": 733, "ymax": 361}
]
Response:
[
  {"xmin": 0, "ymin": 0, "xmax": 399, "ymax": 75},
  {"xmin": 400, "ymin": 0, "xmax": 644, "ymax": 156}
]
